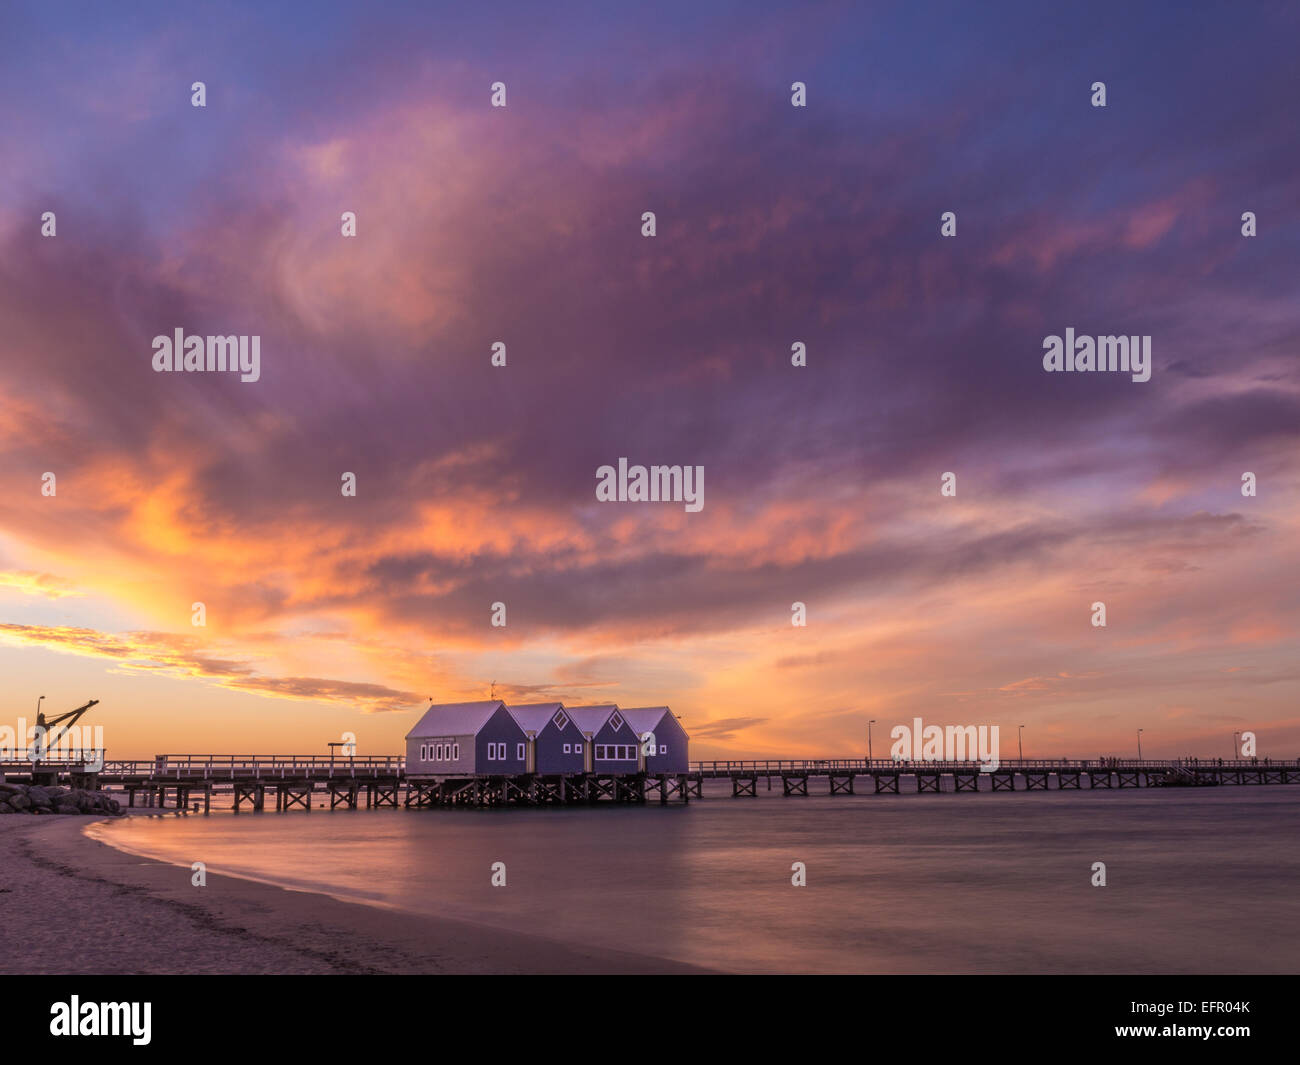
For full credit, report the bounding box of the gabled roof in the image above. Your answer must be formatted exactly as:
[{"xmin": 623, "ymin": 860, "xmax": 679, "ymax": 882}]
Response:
[
  {"xmin": 564, "ymin": 704, "xmax": 620, "ymax": 736},
  {"xmin": 621, "ymin": 707, "xmax": 689, "ymax": 740},
  {"xmin": 406, "ymin": 700, "xmax": 507, "ymax": 739},
  {"xmin": 506, "ymin": 702, "xmax": 566, "ymax": 735}
]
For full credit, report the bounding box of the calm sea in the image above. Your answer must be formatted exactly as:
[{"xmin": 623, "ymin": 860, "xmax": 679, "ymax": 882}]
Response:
[{"xmin": 91, "ymin": 782, "xmax": 1300, "ymax": 973}]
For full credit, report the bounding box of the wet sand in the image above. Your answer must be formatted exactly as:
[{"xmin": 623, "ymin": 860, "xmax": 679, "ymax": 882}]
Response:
[{"xmin": 0, "ymin": 815, "xmax": 709, "ymax": 974}]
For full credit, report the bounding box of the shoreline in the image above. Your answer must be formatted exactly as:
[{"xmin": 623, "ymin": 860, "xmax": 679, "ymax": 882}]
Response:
[{"xmin": 0, "ymin": 816, "xmax": 712, "ymax": 975}]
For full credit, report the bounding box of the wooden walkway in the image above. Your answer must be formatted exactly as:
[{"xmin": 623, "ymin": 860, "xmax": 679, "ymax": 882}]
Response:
[
  {"xmin": 3, "ymin": 754, "xmax": 1296, "ymax": 810},
  {"xmin": 690, "ymin": 758, "xmax": 1300, "ymax": 795}
]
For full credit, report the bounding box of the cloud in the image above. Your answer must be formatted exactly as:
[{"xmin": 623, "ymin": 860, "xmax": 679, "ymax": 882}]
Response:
[
  {"xmin": 689, "ymin": 716, "xmax": 769, "ymax": 741},
  {"xmin": 0, "ymin": 571, "xmax": 81, "ymax": 598},
  {"xmin": 0, "ymin": 624, "xmax": 420, "ymax": 714}
]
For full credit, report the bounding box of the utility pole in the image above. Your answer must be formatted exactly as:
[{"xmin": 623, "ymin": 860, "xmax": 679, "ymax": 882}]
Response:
[{"xmin": 868, "ymin": 719, "xmax": 876, "ymax": 761}]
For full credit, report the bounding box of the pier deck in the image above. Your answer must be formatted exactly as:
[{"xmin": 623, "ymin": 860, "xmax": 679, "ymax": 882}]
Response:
[{"xmin": 2, "ymin": 754, "xmax": 1294, "ymax": 811}]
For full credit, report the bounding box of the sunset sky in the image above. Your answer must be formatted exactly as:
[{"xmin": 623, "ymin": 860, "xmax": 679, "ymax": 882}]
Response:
[{"xmin": 1, "ymin": 1, "xmax": 1297, "ymax": 761}]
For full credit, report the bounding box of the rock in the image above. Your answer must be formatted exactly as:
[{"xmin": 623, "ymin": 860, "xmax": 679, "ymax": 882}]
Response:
[
  {"xmin": 45, "ymin": 786, "xmax": 67, "ymax": 799},
  {"xmin": 27, "ymin": 786, "xmax": 52, "ymax": 804},
  {"xmin": 0, "ymin": 781, "xmax": 26, "ymax": 794},
  {"xmin": 54, "ymin": 803, "xmax": 80, "ymax": 814},
  {"xmin": 0, "ymin": 801, "xmax": 13, "ymax": 814},
  {"xmin": 8, "ymin": 793, "xmax": 30, "ymax": 811}
]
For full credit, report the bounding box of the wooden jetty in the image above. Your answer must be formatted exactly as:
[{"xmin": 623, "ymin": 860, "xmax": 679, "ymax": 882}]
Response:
[
  {"xmin": 691, "ymin": 757, "xmax": 1300, "ymax": 795},
  {"xmin": 2, "ymin": 753, "xmax": 1295, "ymax": 812}
]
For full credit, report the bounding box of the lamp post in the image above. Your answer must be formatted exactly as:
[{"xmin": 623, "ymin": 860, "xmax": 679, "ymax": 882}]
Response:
[
  {"xmin": 1137, "ymin": 728, "xmax": 1144, "ymax": 760},
  {"xmin": 868, "ymin": 720, "xmax": 876, "ymax": 762},
  {"xmin": 1232, "ymin": 731, "xmax": 1241, "ymax": 760},
  {"xmin": 1018, "ymin": 724, "xmax": 1025, "ymax": 761}
]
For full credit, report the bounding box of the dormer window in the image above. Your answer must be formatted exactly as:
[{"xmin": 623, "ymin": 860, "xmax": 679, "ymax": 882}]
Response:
[
  {"xmin": 610, "ymin": 711, "xmax": 623, "ymax": 731},
  {"xmin": 553, "ymin": 709, "xmax": 569, "ymax": 730}
]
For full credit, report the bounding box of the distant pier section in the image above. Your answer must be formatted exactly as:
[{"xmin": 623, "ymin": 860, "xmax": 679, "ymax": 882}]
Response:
[{"xmin": 2, "ymin": 752, "xmax": 1295, "ymax": 812}]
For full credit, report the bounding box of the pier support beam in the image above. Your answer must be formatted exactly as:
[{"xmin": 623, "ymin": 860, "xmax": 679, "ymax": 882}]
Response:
[
  {"xmin": 828, "ymin": 772, "xmax": 855, "ymax": 795},
  {"xmin": 781, "ymin": 773, "xmax": 809, "ymax": 797}
]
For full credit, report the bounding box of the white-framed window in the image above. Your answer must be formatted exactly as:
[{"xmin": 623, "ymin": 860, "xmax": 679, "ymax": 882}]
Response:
[
  {"xmin": 435, "ymin": 743, "xmax": 443, "ymax": 760},
  {"xmin": 659, "ymin": 745, "xmax": 667, "ymax": 755},
  {"xmin": 421, "ymin": 744, "xmax": 427, "ymax": 760},
  {"xmin": 452, "ymin": 743, "xmax": 459, "ymax": 760},
  {"xmin": 553, "ymin": 709, "xmax": 568, "ymax": 730},
  {"xmin": 610, "ymin": 711, "xmax": 623, "ymax": 731},
  {"xmin": 487, "ymin": 743, "xmax": 496, "ymax": 761},
  {"xmin": 563, "ymin": 743, "xmax": 571, "ymax": 754},
  {"xmin": 595, "ymin": 745, "xmax": 605, "ymax": 759},
  {"xmin": 517, "ymin": 742, "xmax": 525, "ymax": 760}
]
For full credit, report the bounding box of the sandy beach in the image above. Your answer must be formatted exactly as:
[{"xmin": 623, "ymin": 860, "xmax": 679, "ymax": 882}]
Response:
[{"xmin": 0, "ymin": 814, "xmax": 708, "ymax": 975}]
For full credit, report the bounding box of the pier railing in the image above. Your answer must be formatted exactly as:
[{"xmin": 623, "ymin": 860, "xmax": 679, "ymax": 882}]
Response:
[
  {"xmin": 688, "ymin": 757, "xmax": 1298, "ymax": 776},
  {"xmin": 12, "ymin": 753, "xmax": 1295, "ymax": 784},
  {"xmin": 98, "ymin": 754, "xmax": 406, "ymax": 780}
]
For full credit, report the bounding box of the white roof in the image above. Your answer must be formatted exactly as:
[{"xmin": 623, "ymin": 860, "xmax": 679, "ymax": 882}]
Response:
[
  {"xmin": 621, "ymin": 707, "xmax": 688, "ymax": 739},
  {"xmin": 620, "ymin": 707, "xmax": 669, "ymax": 730},
  {"xmin": 406, "ymin": 700, "xmax": 506, "ymax": 739},
  {"xmin": 506, "ymin": 702, "xmax": 566, "ymax": 734},
  {"xmin": 564, "ymin": 705, "xmax": 620, "ymax": 735}
]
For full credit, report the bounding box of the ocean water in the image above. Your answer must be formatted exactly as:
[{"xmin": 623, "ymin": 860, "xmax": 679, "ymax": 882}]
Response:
[{"xmin": 90, "ymin": 782, "xmax": 1300, "ymax": 973}]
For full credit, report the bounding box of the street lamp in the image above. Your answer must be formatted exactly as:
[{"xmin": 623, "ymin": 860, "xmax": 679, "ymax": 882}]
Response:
[
  {"xmin": 1232, "ymin": 731, "xmax": 1241, "ymax": 760},
  {"xmin": 868, "ymin": 720, "xmax": 876, "ymax": 761},
  {"xmin": 1137, "ymin": 728, "xmax": 1144, "ymax": 760},
  {"xmin": 1018, "ymin": 724, "xmax": 1025, "ymax": 761}
]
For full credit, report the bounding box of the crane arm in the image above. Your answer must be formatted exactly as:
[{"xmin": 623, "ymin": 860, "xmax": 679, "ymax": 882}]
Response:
[{"xmin": 34, "ymin": 699, "xmax": 99, "ymax": 751}]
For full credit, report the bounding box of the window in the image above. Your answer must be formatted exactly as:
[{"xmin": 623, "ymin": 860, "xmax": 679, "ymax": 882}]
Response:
[
  {"xmin": 610, "ymin": 711, "xmax": 624, "ymax": 731},
  {"xmin": 517, "ymin": 742, "xmax": 525, "ymax": 760},
  {"xmin": 659, "ymin": 745, "xmax": 667, "ymax": 755},
  {"xmin": 553, "ymin": 709, "xmax": 568, "ymax": 730},
  {"xmin": 595, "ymin": 745, "xmax": 605, "ymax": 759},
  {"xmin": 487, "ymin": 743, "xmax": 496, "ymax": 761},
  {"xmin": 421, "ymin": 745, "xmax": 427, "ymax": 760},
  {"xmin": 453, "ymin": 743, "xmax": 459, "ymax": 760},
  {"xmin": 436, "ymin": 743, "xmax": 443, "ymax": 760},
  {"xmin": 563, "ymin": 743, "xmax": 571, "ymax": 754}
]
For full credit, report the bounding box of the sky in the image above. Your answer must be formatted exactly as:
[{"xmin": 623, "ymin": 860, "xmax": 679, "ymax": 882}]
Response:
[{"xmin": 1, "ymin": 0, "xmax": 1297, "ymax": 761}]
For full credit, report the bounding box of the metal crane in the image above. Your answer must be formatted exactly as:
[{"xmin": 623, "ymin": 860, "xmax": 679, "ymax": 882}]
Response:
[{"xmin": 31, "ymin": 698, "xmax": 99, "ymax": 761}]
